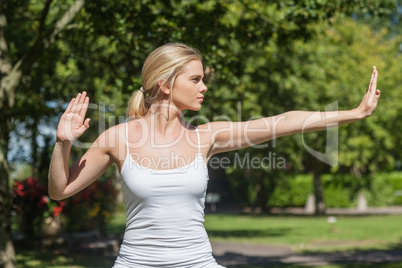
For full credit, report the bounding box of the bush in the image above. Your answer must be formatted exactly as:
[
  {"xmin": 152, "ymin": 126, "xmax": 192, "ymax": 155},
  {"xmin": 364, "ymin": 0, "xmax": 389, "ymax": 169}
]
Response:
[
  {"xmin": 372, "ymin": 172, "xmax": 402, "ymax": 206},
  {"xmin": 62, "ymin": 178, "xmax": 118, "ymax": 233},
  {"xmin": 323, "ymin": 185, "xmax": 352, "ymax": 208},
  {"xmin": 322, "ymin": 174, "xmax": 359, "ymax": 208},
  {"xmin": 267, "ymin": 172, "xmax": 402, "ymax": 208},
  {"xmin": 268, "ymin": 174, "xmax": 312, "ymax": 207},
  {"xmin": 12, "ymin": 177, "xmax": 65, "ymax": 239}
]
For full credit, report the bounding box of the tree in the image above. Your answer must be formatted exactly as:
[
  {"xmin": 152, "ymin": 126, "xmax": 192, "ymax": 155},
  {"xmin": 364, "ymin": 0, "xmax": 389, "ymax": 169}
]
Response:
[
  {"xmin": 0, "ymin": 1, "xmax": 85, "ymax": 266},
  {"xmin": 222, "ymin": 15, "xmax": 402, "ymax": 214},
  {"xmin": 286, "ymin": 17, "xmax": 402, "ymax": 214},
  {"xmin": 193, "ymin": 2, "xmax": 399, "ymax": 213}
]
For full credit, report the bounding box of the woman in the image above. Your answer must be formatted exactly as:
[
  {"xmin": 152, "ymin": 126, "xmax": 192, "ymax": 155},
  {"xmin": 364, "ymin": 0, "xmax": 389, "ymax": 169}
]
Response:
[{"xmin": 48, "ymin": 43, "xmax": 380, "ymax": 267}]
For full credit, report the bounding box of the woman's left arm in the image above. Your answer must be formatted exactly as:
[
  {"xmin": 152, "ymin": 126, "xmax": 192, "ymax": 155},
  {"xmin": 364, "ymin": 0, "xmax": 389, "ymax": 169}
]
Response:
[{"xmin": 207, "ymin": 66, "xmax": 380, "ymax": 156}]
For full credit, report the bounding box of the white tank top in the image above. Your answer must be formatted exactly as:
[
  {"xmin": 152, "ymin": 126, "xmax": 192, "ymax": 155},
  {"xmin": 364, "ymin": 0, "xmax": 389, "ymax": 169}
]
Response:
[{"xmin": 113, "ymin": 122, "xmax": 222, "ymax": 268}]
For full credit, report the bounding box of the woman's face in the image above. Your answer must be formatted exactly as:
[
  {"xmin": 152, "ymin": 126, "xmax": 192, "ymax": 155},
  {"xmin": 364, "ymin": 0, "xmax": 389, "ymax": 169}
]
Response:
[{"xmin": 171, "ymin": 60, "xmax": 207, "ymax": 111}]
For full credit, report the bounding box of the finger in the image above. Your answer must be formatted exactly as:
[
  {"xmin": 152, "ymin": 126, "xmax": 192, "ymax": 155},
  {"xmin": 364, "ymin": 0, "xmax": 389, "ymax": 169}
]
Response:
[
  {"xmin": 370, "ymin": 68, "xmax": 378, "ymax": 98},
  {"xmin": 78, "ymin": 118, "xmax": 91, "ymax": 134},
  {"xmin": 65, "ymin": 98, "xmax": 76, "ymax": 113},
  {"xmin": 71, "ymin": 93, "xmax": 81, "ymax": 113},
  {"xmin": 76, "ymin": 91, "xmax": 87, "ymax": 115},
  {"xmin": 79, "ymin": 96, "xmax": 90, "ymax": 120},
  {"xmin": 366, "ymin": 66, "xmax": 375, "ymax": 93}
]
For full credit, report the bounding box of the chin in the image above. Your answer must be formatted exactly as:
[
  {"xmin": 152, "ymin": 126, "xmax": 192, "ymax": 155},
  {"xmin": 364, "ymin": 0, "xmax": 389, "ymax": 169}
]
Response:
[
  {"xmin": 186, "ymin": 105, "xmax": 202, "ymax": 112},
  {"xmin": 193, "ymin": 106, "xmax": 202, "ymax": 111}
]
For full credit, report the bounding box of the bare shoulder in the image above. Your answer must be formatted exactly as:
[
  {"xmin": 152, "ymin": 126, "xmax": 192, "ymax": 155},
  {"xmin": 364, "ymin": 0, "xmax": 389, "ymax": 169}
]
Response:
[
  {"xmin": 90, "ymin": 123, "xmax": 127, "ymax": 160},
  {"xmin": 93, "ymin": 123, "xmax": 125, "ymax": 146},
  {"xmin": 125, "ymin": 118, "xmax": 150, "ymax": 145}
]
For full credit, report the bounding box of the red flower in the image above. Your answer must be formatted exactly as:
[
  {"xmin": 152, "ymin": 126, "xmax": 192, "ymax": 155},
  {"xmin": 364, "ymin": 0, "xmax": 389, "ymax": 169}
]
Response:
[
  {"xmin": 37, "ymin": 196, "xmax": 49, "ymax": 207},
  {"xmin": 14, "ymin": 183, "xmax": 25, "ymax": 197},
  {"xmin": 26, "ymin": 177, "xmax": 35, "ymax": 186},
  {"xmin": 52, "ymin": 206, "xmax": 63, "ymax": 216}
]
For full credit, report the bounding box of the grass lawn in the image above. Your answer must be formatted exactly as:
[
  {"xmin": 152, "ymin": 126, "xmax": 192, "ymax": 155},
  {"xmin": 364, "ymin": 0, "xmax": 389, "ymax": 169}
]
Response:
[
  {"xmin": 204, "ymin": 214, "xmax": 402, "ymax": 252},
  {"xmin": 15, "ymin": 213, "xmax": 402, "ymax": 267},
  {"xmin": 16, "ymin": 250, "xmax": 115, "ymax": 268},
  {"xmin": 230, "ymin": 265, "xmax": 402, "ymax": 268},
  {"xmin": 105, "ymin": 213, "xmax": 402, "ymax": 252}
]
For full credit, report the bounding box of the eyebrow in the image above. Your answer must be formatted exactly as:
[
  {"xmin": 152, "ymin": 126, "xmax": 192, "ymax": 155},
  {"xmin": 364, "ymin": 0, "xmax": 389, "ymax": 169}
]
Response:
[{"xmin": 190, "ymin": 74, "xmax": 204, "ymax": 78}]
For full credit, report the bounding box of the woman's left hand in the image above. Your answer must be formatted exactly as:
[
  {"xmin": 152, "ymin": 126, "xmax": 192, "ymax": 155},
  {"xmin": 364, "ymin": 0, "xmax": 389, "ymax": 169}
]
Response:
[{"xmin": 356, "ymin": 66, "xmax": 381, "ymax": 118}]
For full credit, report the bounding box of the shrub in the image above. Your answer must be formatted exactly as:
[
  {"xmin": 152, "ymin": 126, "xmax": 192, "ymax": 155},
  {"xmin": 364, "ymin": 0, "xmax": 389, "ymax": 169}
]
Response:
[
  {"xmin": 12, "ymin": 177, "xmax": 65, "ymax": 239},
  {"xmin": 388, "ymin": 173, "xmax": 402, "ymax": 205},
  {"xmin": 267, "ymin": 172, "xmax": 402, "ymax": 208},
  {"xmin": 370, "ymin": 172, "xmax": 402, "ymax": 206},
  {"xmin": 62, "ymin": 178, "xmax": 118, "ymax": 233},
  {"xmin": 268, "ymin": 174, "xmax": 312, "ymax": 207}
]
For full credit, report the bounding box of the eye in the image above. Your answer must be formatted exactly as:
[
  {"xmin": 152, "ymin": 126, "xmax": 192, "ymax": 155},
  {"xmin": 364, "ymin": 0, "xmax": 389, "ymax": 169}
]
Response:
[{"xmin": 192, "ymin": 77, "xmax": 201, "ymax": 83}]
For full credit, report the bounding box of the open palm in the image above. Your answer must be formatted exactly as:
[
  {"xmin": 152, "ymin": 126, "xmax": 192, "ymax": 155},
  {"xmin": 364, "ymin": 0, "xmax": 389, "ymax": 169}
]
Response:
[
  {"xmin": 57, "ymin": 92, "xmax": 90, "ymax": 142},
  {"xmin": 357, "ymin": 66, "xmax": 381, "ymax": 118}
]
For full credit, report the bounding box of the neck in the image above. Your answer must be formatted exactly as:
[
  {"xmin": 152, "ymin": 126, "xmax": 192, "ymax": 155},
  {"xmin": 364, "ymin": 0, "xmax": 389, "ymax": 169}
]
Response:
[{"xmin": 145, "ymin": 101, "xmax": 185, "ymax": 136}]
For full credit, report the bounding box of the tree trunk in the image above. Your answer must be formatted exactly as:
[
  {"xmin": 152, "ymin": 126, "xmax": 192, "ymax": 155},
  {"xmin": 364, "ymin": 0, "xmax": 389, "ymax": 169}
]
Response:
[
  {"xmin": 313, "ymin": 171, "xmax": 326, "ymax": 215},
  {"xmin": 0, "ymin": 0, "xmax": 16, "ymax": 265},
  {"xmin": 255, "ymin": 181, "xmax": 267, "ymax": 213},
  {"xmin": 0, "ymin": 113, "xmax": 15, "ymax": 268},
  {"xmin": 31, "ymin": 117, "xmax": 39, "ymax": 177},
  {"xmin": 254, "ymin": 171, "xmax": 276, "ymax": 213}
]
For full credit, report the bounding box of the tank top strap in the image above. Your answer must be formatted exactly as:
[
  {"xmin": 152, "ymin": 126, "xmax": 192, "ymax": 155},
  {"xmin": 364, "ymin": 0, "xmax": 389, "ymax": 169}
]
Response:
[
  {"xmin": 195, "ymin": 127, "xmax": 201, "ymax": 155},
  {"xmin": 125, "ymin": 122, "xmax": 130, "ymax": 156}
]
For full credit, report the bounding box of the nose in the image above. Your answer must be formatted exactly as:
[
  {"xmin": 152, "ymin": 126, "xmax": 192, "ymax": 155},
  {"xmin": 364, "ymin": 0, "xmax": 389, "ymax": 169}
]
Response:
[{"xmin": 200, "ymin": 81, "xmax": 208, "ymax": 93}]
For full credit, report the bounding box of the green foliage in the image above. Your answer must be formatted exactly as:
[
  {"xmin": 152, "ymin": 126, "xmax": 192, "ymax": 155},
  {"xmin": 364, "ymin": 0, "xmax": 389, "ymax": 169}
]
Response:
[
  {"xmin": 268, "ymin": 172, "xmax": 402, "ymax": 208},
  {"xmin": 225, "ymin": 15, "xmax": 402, "ymax": 208},
  {"xmin": 268, "ymin": 175, "xmax": 312, "ymax": 207},
  {"xmin": 11, "ymin": 177, "xmax": 65, "ymax": 239},
  {"xmin": 372, "ymin": 172, "xmax": 402, "ymax": 206},
  {"xmin": 62, "ymin": 176, "xmax": 118, "ymax": 233},
  {"xmin": 320, "ymin": 174, "xmax": 365, "ymax": 208},
  {"xmin": 293, "ymin": 17, "xmax": 402, "ymax": 174}
]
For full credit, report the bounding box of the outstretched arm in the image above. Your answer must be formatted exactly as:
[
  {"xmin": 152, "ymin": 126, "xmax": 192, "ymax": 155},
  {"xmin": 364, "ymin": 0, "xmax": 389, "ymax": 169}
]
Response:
[
  {"xmin": 48, "ymin": 92, "xmax": 114, "ymax": 200},
  {"xmin": 207, "ymin": 66, "xmax": 380, "ymax": 156}
]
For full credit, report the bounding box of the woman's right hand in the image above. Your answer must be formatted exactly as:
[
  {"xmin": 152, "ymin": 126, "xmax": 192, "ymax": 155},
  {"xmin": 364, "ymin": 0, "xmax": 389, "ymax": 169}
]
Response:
[{"xmin": 56, "ymin": 92, "xmax": 90, "ymax": 142}]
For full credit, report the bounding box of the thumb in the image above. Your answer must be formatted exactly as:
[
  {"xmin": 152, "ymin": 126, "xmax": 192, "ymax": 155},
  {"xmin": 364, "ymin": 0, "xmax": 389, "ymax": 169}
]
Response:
[
  {"xmin": 84, "ymin": 118, "xmax": 91, "ymax": 128},
  {"xmin": 374, "ymin": 89, "xmax": 381, "ymax": 101},
  {"xmin": 78, "ymin": 118, "xmax": 90, "ymax": 134}
]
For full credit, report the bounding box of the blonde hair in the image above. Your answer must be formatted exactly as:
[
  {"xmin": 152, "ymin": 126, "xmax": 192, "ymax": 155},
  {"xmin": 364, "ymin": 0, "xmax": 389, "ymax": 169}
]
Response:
[{"xmin": 126, "ymin": 43, "xmax": 202, "ymax": 118}]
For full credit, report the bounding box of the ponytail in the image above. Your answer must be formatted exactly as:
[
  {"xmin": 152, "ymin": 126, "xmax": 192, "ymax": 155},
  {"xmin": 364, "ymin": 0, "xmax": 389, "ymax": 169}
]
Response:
[{"xmin": 126, "ymin": 87, "xmax": 148, "ymax": 118}]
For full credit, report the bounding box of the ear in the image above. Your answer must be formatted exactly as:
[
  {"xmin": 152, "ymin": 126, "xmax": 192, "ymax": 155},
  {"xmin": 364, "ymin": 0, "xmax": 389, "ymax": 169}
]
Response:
[{"xmin": 159, "ymin": 80, "xmax": 170, "ymax": 95}]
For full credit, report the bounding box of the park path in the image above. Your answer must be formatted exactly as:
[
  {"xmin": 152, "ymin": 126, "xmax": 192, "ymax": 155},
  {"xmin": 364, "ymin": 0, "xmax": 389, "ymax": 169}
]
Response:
[
  {"xmin": 211, "ymin": 241, "xmax": 402, "ymax": 266},
  {"xmin": 67, "ymin": 235, "xmax": 402, "ymax": 266}
]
